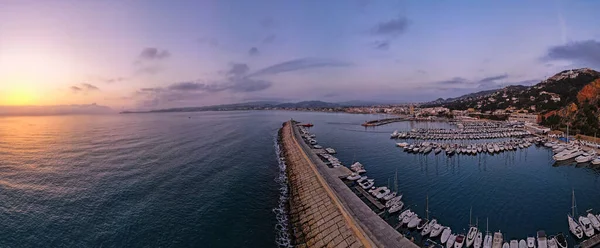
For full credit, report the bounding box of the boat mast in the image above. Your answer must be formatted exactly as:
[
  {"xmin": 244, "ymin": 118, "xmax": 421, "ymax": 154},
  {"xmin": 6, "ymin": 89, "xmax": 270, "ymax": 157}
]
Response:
[
  {"xmin": 572, "ymin": 189, "xmax": 577, "ymax": 217},
  {"xmin": 486, "ymin": 217, "xmax": 489, "ymax": 234},
  {"xmin": 469, "ymin": 206, "xmax": 472, "ymax": 227},
  {"xmin": 426, "ymin": 194, "xmax": 429, "ymax": 220}
]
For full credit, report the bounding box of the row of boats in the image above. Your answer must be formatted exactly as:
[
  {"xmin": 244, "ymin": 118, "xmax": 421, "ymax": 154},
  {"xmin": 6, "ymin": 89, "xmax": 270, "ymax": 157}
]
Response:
[
  {"xmin": 396, "ymin": 138, "xmax": 538, "ymax": 157},
  {"xmin": 567, "ymin": 190, "xmax": 600, "ymax": 242},
  {"xmin": 346, "ymin": 169, "xmax": 569, "ymax": 248},
  {"xmin": 546, "ymin": 142, "xmax": 600, "ymax": 164},
  {"xmin": 391, "ymin": 128, "xmax": 531, "ymax": 140}
]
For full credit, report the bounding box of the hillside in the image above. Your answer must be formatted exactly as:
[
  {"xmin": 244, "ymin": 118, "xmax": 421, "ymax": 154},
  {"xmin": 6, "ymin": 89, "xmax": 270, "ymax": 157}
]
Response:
[{"xmin": 427, "ymin": 68, "xmax": 600, "ymax": 135}]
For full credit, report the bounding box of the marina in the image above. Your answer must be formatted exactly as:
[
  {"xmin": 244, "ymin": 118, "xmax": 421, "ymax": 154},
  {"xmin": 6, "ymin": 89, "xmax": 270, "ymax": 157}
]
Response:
[{"xmin": 291, "ymin": 112, "xmax": 600, "ymax": 247}]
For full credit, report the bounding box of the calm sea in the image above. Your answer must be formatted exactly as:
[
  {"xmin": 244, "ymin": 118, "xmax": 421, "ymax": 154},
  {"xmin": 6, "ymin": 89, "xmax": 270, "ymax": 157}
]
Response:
[{"xmin": 1, "ymin": 111, "xmax": 599, "ymax": 247}]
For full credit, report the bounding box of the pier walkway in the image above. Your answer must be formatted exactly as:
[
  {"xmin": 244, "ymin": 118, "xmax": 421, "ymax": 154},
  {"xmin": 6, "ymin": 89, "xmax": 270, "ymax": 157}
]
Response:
[{"xmin": 281, "ymin": 121, "xmax": 417, "ymax": 248}]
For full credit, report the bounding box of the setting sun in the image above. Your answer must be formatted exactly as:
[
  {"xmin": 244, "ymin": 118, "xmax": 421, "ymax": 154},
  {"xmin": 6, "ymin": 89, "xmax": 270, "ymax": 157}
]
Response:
[{"xmin": 1, "ymin": 86, "xmax": 37, "ymax": 106}]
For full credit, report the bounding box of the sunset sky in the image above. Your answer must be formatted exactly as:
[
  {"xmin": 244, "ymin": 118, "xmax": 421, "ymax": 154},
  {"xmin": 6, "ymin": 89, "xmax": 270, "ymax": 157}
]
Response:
[{"xmin": 1, "ymin": 0, "xmax": 599, "ymax": 110}]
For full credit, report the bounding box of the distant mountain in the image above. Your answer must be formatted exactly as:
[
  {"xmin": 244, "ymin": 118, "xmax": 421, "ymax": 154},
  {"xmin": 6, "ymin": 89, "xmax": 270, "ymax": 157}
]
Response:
[
  {"xmin": 276, "ymin": 101, "xmax": 340, "ymax": 108},
  {"xmin": 0, "ymin": 103, "xmax": 114, "ymax": 116},
  {"xmin": 122, "ymin": 100, "xmax": 349, "ymax": 114}
]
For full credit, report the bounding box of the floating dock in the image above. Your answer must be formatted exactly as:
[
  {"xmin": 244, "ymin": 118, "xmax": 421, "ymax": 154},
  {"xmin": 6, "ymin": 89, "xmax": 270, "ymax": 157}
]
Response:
[
  {"xmin": 581, "ymin": 234, "xmax": 600, "ymax": 248},
  {"xmin": 355, "ymin": 186, "xmax": 385, "ymax": 210},
  {"xmin": 280, "ymin": 121, "xmax": 417, "ymax": 248}
]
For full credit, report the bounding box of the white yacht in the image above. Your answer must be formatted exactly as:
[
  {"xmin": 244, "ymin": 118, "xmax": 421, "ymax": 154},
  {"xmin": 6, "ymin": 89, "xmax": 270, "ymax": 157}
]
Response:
[
  {"xmin": 441, "ymin": 227, "xmax": 452, "ymax": 244},
  {"xmin": 526, "ymin": 237, "xmax": 536, "ymax": 248},
  {"xmin": 575, "ymin": 150, "xmax": 596, "ymax": 163},
  {"xmin": 484, "ymin": 218, "xmax": 492, "ymax": 248},
  {"xmin": 569, "ymin": 190, "xmax": 584, "ymax": 239},
  {"xmin": 492, "ymin": 232, "xmax": 503, "ymax": 248},
  {"xmin": 592, "ymin": 156, "xmax": 600, "ymax": 165},
  {"xmin": 553, "ymin": 148, "xmax": 583, "ymax": 161},
  {"xmin": 568, "ymin": 215, "xmax": 584, "ymax": 239},
  {"xmin": 467, "ymin": 226, "xmax": 478, "ymax": 248},
  {"xmin": 474, "ymin": 232, "xmax": 483, "ymax": 248},
  {"xmin": 588, "ymin": 212, "xmax": 600, "ymax": 231},
  {"xmin": 578, "ymin": 216, "xmax": 595, "ymax": 237},
  {"xmin": 537, "ymin": 230, "xmax": 547, "ymax": 248}
]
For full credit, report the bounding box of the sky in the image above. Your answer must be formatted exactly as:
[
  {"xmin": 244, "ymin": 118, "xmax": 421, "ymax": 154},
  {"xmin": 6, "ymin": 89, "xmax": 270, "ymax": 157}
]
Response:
[{"xmin": 1, "ymin": 0, "xmax": 600, "ymax": 111}]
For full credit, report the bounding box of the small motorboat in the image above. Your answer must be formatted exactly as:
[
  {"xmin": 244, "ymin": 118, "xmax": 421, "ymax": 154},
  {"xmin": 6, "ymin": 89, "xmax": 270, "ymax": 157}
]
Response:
[
  {"xmin": 359, "ymin": 180, "xmax": 374, "ymax": 189},
  {"xmin": 408, "ymin": 215, "xmax": 421, "ymax": 228},
  {"xmin": 502, "ymin": 243, "xmax": 509, "ymax": 248},
  {"xmin": 518, "ymin": 240, "xmax": 526, "ymax": 248},
  {"xmin": 399, "ymin": 209, "xmax": 411, "ymax": 220},
  {"xmin": 578, "ymin": 216, "xmax": 595, "ymax": 237},
  {"xmin": 385, "ymin": 195, "xmax": 403, "ymax": 208},
  {"xmin": 346, "ymin": 173, "xmax": 361, "ymax": 181},
  {"xmin": 537, "ymin": 230, "xmax": 547, "ymax": 248},
  {"xmin": 383, "ymin": 192, "xmax": 397, "ymax": 201},
  {"xmin": 547, "ymin": 236, "xmax": 557, "ymax": 248},
  {"xmin": 421, "ymin": 219, "xmax": 436, "ymax": 236},
  {"xmin": 526, "ymin": 237, "xmax": 535, "ymax": 248},
  {"xmin": 446, "ymin": 234, "xmax": 456, "ymax": 248},
  {"xmin": 402, "ymin": 211, "xmax": 415, "ymax": 224},
  {"xmin": 356, "ymin": 176, "xmax": 368, "ymax": 183},
  {"xmin": 388, "ymin": 201, "xmax": 404, "ymax": 214},
  {"xmin": 492, "ymin": 232, "xmax": 503, "ymax": 248},
  {"xmin": 417, "ymin": 218, "xmax": 430, "ymax": 230},
  {"xmin": 474, "ymin": 232, "xmax": 483, "ymax": 248},
  {"xmin": 441, "ymin": 227, "xmax": 452, "ymax": 244},
  {"xmin": 455, "ymin": 234, "xmax": 465, "ymax": 248},
  {"xmin": 430, "ymin": 222, "xmax": 444, "ymax": 238},
  {"xmin": 510, "ymin": 240, "xmax": 518, "ymax": 248},
  {"xmin": 554, "ymin": 233, "xmax": 567, "ymax": 248}
]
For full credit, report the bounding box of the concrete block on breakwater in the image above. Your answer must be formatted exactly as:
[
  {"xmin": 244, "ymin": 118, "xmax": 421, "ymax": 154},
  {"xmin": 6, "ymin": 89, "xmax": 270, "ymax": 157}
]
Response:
[{"xmin": 279, "ymin": 121, "xmax": 418, "ymax": 248}]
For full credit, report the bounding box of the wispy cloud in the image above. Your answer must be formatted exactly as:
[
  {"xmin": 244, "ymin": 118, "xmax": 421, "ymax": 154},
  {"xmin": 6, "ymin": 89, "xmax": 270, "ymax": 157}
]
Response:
[
  {"xmin": 259, "ymin": 17, "xmax": 276, "ymax": 29},
  {"xmin": 70, "ymin": 83, "xmax": 100, "ymax": 93},
  {"xmin": 249, "ymin": 58, "xmax": 351, "ymax": 77},
  {"xmin": 543, "ymin": 40, "xmax": 600, "ymax": 67},
  {"xmin": 137, "ymin": 47, "xmax": 170, "ymax": 61},
  {"xmin": 102, "ymin": 77, "xmax": 127, "ymax": 84},
  {"xmin": 371, "ymin": 16, "xmax": 409, "ymax": 37},
  {"xmin": 478, "ymin": 74, "xmax": 508, "ymax": 84},
  {"xmin": 248, "ymin": 47, "xmax": 260, "ymax": 56},
  {"xmin": 134, "ymin": 47, "xmax": 170, "ymax": 75},
  {"xmin": 373, "ymin": 41, "xmax": 390, "ymax": 50},
  {"xmin": 132, "ymin": 58, "xmax": 351, "ymax": 108},
  {"xmin": 262, "ymin": 34, "xmax": 276, "ymax": 44}
]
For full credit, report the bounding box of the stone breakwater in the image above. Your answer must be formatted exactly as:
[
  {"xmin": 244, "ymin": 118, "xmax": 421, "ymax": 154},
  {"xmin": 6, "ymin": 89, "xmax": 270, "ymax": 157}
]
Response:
[{"xmin": 279, "ymin": 121, "xmax": 418, "ymax": 248}]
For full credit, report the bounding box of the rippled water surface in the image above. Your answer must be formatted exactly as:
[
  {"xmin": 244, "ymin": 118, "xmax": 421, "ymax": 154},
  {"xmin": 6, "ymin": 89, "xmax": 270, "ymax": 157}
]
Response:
[{"xmin": 1, "ymin": 111, "xmax": 599, "ymax": 247}]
